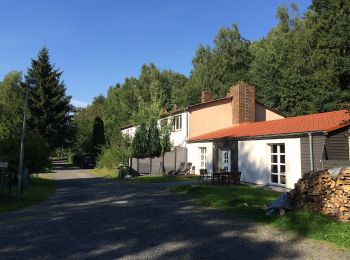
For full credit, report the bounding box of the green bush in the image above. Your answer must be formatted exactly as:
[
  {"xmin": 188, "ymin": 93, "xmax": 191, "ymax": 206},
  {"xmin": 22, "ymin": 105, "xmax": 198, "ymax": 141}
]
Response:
[
  {"xmin": 51, "ymin": 147, "xmax": 72, "ymax": 160},
  {"xmin": 0, "ymin": 132, "xmax": 51, "ymax": 174},
  {"xmin": 97, "ymin": 145, "xmax": 130, "ymax": 169}
]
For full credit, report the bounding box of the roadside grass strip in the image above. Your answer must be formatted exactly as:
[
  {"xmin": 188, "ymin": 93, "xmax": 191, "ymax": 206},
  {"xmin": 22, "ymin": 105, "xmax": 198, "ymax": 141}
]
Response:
[
  {"xmin": 89, "ymin": 168, "xmax": 117, "ymax": 179},
  {"xmin": 134, "ymin": 175, "xmax": 200, "ymax": 183},
  {"xmin": 0, "ymin": 177, "xmax": 54, "ymax": 213},
  {"xmin": 170, "ymin": 184, "xmax": 350, "ymax": 250}
]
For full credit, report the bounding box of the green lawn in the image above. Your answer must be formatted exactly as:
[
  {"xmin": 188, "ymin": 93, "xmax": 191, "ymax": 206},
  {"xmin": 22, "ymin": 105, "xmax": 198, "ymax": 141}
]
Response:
[
  {"xmin": 0, "ymin": 177, "xmax": 54, "ymax": 213},
  {"xmin": 89, "ymin": 168, "xmax": 118, "ymax": 179},
  {"xmin": 170, "ymin": 184, "xmax": 350, "ymax": 250},
  {"xmin": 134, "ymin": 175, "xmax": 200, "ymax": 183}
]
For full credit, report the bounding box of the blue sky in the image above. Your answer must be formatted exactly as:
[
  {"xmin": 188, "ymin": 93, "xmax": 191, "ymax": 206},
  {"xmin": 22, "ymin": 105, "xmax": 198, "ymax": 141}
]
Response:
[{"xmin": 0, "ymin": 0, "xmax": 311, "ymax": 107}]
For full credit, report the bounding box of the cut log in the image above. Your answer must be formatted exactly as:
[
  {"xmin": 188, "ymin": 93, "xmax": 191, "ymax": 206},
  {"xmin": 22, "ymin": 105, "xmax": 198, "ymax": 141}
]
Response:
[{"xmin": 289, "ymin": 167, "xmax": 350, "ymax": 223}]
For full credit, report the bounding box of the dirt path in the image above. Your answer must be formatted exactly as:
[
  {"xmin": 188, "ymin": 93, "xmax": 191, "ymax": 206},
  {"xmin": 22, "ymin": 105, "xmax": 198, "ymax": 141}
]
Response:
[{"xmin": 0, "ymin": 161, "xmax": 349, "ymax": 259}]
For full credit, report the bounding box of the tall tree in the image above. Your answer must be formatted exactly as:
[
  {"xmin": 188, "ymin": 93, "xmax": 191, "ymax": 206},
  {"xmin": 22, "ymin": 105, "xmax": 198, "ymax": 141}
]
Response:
[
  {"xmin": 0, "ymin": 71, "xmax": 23, "ymax": 140},
  {"xmin": 160, "ymin": 121, "xmax": 172, "ymax": 175},
  {"xmin": 131, "ymin": 123, "xmax": 148, "ymax": 158},
  {"xmin": 186, "ymin": 24, "xmax": 252, "ymax": 103},
  {"xmin": 0, "ymin": 72, "xmax": 50, "ymax": 173},
  {"xmin": 26, "ymin": 48, "xmax": 73, "ymax": 150},
  {"xmin": 92, "ymin": 116, "xmax": 105, "ymax": 155},
  {"xmin": 147, "ymin": 118, "xmax": 162, "ymax": 158}
]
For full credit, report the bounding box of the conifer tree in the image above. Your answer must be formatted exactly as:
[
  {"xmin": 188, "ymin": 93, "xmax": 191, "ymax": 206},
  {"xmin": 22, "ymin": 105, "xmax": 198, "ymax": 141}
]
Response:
[
  {"xmin": 131, "ymin": 123, "xmax": 148, "ymax": 158},
  {"xmin": 92, "ymin": 116, "xmax": 105, "ymax": 155},
  {"xmin": 147, "ymin": 118, "xmax": 162, "ymax": 158},
  {"xmin": 26, "ymin": 48, "xmax": 73, "ymax": 150}
]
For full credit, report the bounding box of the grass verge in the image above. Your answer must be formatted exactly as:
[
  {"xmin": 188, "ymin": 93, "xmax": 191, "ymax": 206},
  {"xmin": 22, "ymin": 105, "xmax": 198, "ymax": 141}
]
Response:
[
  {"xmin": 89, "ymin": 168, "xmax": 117, "ymax": 179},
  {"xmin": 170, "ymin": 184, "xmax": 350, "ymax": 250},
  {"xmin": 0, "ymin": 177, "xmax": 54, "ymax": 213},
  {"xmin": 134, "ymin": 175, "xmax": 200, "ymax": 183}
]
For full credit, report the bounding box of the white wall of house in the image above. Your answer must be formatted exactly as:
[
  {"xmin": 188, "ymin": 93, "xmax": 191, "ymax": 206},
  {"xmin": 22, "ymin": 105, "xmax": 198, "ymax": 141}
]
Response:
[
  {"xmin": 121, "ymin": 126, "xmax": 136, "ymax": 139},
  {"xmin": 121, "ymin": 112, "xmax": 188, "ymax": 148},
  {"xmin": 238, "ymin": 138, "xmax": 301, "ymax": 189},
  {"xmin": 170, "ymin": 112, "xmax": 188, "ymax": 147},
  {"xmin": 187, "ymin": 142, "xmax": 213, "ymax": 175}
]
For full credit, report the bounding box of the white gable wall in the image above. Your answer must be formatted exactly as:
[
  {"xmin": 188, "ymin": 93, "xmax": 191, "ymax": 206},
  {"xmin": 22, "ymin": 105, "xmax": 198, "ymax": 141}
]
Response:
[
  {"xmin": 238, "ymin": 138, "xmax": 301, "ymax": 189},
  {"xmin": 169, "ymin": 112, "xmax": 188, "ymax": 147},
  {"xmin": 121, "ymin": 126, "xmax": 136, "ymax": 139},
  {"xmin": 121, "ymin": 112, "xmax": 188, "ymax": 148}
]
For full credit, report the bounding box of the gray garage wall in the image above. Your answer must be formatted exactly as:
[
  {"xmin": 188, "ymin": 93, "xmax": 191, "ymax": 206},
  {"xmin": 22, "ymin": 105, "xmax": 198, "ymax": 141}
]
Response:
[
  {"xmin": 300, "ymin": 127, "xmax": 350, "ymax": 174},
  {"xmin": 130, "ymin": 147, "xmax": 187, "ymax": 175}
]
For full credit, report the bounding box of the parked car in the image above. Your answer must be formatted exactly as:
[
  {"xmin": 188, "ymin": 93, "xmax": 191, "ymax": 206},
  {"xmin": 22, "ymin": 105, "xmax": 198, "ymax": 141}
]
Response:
[{"xmin": 79, "ymin": 156, "xmax": 96, "ymax": 169}]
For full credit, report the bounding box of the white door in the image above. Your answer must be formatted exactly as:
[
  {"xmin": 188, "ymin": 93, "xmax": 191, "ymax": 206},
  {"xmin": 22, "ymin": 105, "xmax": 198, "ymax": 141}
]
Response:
[
  {"xmin": 221, "ymin": 150, "xmax": 230, "ymax": 172},
  {"xmin": 199, "ymin": 147, "xmax": 207, "ymax": 169}
]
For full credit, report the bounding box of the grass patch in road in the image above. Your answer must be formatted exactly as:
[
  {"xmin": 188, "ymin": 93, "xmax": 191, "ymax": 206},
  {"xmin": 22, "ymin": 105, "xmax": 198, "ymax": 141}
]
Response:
[
  {"xmin": 134, "ymin": 175, "xmax": 200, "ymax": 183},
  {"xmin": 0, "ymin": 177, "xmax": 54, "ymax": 213},
  {"xmin": 89, "ymin": 168, "xmax": 117, "ymax": 179},
  {"xmin": 170, "ymin": 184, "xmax": 350, "ymax": 250}
]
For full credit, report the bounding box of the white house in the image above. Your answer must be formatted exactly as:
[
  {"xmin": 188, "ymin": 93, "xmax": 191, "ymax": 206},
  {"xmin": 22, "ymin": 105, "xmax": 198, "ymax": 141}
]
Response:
[
  {"xmin": 121, "ymin": 110, "xmax": 188, "ymax": 148},
  {"xmin": 189, "ymin": 110, "xmax": 350, "ymax": 189},
  {"xmin": 186, "ymin": 84, "xmax": 350, "ymax": 189}
]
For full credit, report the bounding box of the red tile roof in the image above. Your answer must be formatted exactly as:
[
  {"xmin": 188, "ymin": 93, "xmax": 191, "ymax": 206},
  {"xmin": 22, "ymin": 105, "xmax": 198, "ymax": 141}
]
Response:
[{"xmin": 190, "ymin": 110, "xmax": 350, "ymax": 141}]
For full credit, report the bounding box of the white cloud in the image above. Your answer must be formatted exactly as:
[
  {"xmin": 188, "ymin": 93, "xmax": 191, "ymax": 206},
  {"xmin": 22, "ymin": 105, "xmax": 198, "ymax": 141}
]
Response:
[{"xmin": 71, "ymin": 99, "xmax": 89, "ymax": 108}]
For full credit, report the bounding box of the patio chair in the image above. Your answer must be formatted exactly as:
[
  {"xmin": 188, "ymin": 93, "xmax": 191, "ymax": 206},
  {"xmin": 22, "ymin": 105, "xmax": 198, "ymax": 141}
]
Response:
[
  {"xmin": 180, "ymin": 162, "xmax": 192, "ymax": 175},
  {"xmin": 167, "ymin": 162, "xmax": 185, "ymax": 175}
]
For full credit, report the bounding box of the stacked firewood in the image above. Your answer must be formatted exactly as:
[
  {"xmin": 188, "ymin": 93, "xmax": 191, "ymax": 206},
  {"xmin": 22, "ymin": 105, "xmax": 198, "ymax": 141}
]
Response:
[{"xmin": 288, "ymin": 167, "xmax": 350, "ymax": 222}]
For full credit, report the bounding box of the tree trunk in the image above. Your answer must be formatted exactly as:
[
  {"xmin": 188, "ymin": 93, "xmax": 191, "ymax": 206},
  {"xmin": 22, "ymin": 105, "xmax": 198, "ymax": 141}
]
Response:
[
  {"xmin": 162, "ymin": 153, "xmax": 166, "ymax": 175},
  {"xmin": 150, "ymin": 157, "xmax": 152, "ymax": 176}
]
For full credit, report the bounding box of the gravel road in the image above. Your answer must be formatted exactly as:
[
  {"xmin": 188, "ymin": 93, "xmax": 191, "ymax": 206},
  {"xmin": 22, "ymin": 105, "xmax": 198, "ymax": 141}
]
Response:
[{"xmin": 0, "ymin": 161, "xmax": 349, "ymax": 259}]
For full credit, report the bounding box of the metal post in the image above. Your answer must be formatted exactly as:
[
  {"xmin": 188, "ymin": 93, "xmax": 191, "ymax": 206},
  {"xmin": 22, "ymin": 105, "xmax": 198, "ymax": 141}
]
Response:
[{"xmin": 18, "ymin": 84, "xmax": 29, "ymax": 196}]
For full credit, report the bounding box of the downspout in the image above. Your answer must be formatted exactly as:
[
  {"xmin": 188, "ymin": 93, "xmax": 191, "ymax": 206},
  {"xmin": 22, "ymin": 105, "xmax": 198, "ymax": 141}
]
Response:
[
  {"xmin": 186, "ymin": 111, "xmax": 189, "ymax": 146},
  {"xmin": 308, "ymin": 133, "xmax": 314, "ymax": 171}
]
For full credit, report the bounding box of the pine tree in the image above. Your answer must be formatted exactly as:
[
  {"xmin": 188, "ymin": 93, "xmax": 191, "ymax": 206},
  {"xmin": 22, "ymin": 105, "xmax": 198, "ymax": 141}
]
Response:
[
  {"xmin": 147, "ymin": 118, "xmax": 162, "ymax": 158},
  {"xmin": 160, "ymin": 120, "xmax": 172, "ymax": 175},
  {"xmin": 92, "ymin": 116, "xmax": 105, "ymax": 155},
  {"xmin": 131, "ymin": 123, "xmax": 148, "ymax": 158},
  {"xmin": 26, "ymin": 48, "xmax": 73, "ymax": 150}
]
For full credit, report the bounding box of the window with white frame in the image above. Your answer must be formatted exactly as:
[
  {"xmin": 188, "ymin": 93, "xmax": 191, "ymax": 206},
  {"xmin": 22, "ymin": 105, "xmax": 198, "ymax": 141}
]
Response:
[
  {"xmin": 270, "ymin": 144, "xmax": 286, "ymax": 185},
  {"xmin": 173, "ymin": 115, "xmax": 182, "ymax": 131},
  {"xmin": 199, "ymin": 147, "xmax": 207, "ymax": 169}
]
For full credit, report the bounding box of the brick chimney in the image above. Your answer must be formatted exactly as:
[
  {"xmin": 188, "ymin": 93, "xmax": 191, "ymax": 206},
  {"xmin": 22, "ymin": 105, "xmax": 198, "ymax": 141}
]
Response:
[
  {"xmin": 201, "ymin": 91, "xmax": 213, "ymax": 103},
  {"xmin": 230, "ymin": 84, "xmax": 255, "ymax": 124}
]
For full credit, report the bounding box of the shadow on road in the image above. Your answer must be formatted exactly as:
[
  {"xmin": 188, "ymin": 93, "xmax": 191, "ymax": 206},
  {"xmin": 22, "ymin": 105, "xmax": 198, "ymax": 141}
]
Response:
[{"xmin": 0, "ymin": 162, "xmax": 343, "ymax": 259}]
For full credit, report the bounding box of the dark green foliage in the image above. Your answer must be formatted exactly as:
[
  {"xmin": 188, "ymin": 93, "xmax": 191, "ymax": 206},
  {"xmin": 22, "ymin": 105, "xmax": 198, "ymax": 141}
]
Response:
[
  {"xmin": 147, "ymin": 118, "xmax": 162, "ymax": 157},
  {"xmin": 26, "ymin": 48, "xmax": 73, "ymax": 150},
  {"xmin": 0, "ymin": 71, "xmax": 50, "ymax": 174},
  {"xmin": 131, "ymin": 123, "xmax": 148, "ymax": 158},
  {"xmin": 160, "ymin": 121, "xmax": 172, "ymax": 174},
  {"xmin": 0, "ymin": 71, "xmax": 23, "ymax": 140},
  {"xmin": 186, "ymin": 24, "xmax": 252, "ymax": 104},
  {"xmin": 73, "ymin": 95, "xmax": 105, "ymax": 153},
  {"xmin": 250, "ymin": 2, "xmax": 350, "ymax": 115},
  {"xmin": 0, "ymin": 132, "xmax": 50, "ymax": 174},
  {"xmin": 92, "ymin": 116, "xmax": 105, "ymax": 155},
  {"xmin": 97, "ymin": 136, "xmax": 131, "ymax": 169}
]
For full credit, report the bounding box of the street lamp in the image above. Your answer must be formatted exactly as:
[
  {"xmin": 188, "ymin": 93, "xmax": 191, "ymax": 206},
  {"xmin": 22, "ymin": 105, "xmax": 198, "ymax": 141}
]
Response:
[{"xmin": 18, "ymin": 78, "xmax": 36, "ymax": 196}]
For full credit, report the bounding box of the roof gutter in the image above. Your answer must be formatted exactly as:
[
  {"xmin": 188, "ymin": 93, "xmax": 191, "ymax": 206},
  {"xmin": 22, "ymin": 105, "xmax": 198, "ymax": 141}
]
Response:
[{"xmin": 188, "ymin": 131, "xmax": 327, "ymax": 143}]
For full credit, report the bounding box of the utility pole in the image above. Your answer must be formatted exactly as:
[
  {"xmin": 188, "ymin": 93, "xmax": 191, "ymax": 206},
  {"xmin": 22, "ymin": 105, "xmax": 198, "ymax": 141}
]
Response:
[{"xmin": 18, "ymin": 79, "xmax": 35, "ymax": 196}]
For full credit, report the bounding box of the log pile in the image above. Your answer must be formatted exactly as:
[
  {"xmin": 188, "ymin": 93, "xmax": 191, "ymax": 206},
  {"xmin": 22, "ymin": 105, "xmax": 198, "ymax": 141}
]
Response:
[{"xmin": 288, "ymin": 167, "xmax": 350, "ymax": 222}]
